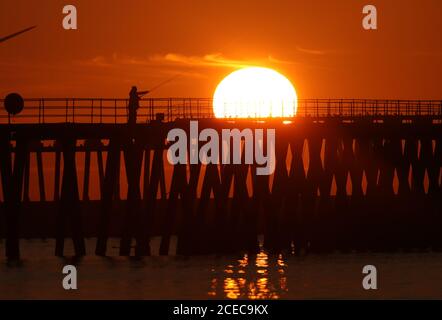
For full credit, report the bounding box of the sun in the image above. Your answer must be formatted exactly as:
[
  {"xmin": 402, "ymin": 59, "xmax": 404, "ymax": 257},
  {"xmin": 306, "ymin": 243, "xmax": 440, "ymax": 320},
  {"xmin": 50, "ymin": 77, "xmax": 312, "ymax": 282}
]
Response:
[{"xmin": 213, "ymin": 67, "xmax": 298, "ymax": 118}]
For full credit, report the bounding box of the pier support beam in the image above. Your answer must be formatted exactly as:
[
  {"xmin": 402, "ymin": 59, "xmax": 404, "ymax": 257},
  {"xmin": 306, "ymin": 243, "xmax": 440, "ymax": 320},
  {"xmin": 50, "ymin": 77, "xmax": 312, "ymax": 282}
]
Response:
[
  {"xmin": 120, "ymin": 140, "xmax": 144, "ymax": 256},
  {"xmin": 55, "ymin": 138, "xmax": 85, "ymax": 257},
  {"xmin": 1, "ymin": 137, "xmax": 28, "ymax": 259},
  {"xmin": 96, "ymin": 138, "xmax": 121, "ymax": 256}
]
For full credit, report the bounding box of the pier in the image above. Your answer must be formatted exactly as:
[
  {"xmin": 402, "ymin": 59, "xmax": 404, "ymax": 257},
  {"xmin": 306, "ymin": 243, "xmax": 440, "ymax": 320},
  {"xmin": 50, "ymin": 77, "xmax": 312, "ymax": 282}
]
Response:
[{"xmin": 0, "ymin": 98, "xmax": 441, "ymax": 258}]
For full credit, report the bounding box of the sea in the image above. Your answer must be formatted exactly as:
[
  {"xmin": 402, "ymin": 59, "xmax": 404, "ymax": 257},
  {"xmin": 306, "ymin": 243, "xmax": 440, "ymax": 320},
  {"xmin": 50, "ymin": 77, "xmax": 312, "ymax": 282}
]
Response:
[{"xmin": 0, "ymin": 238, "xmax": 441, "ymax": 299}]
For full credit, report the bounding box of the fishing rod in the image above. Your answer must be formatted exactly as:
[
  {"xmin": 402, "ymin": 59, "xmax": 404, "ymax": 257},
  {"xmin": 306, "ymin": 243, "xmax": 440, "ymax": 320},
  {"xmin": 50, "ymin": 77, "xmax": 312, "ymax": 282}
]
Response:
[
  {"xmin": 125, "ymin": 75, "xmax": 180, "ymax": 118},
  {"xmin": 0, "ymin": 25, "xmax": 36, "ymax": 43},
  {"xmin": 148, "ymin": 74, "xmax": 180, "ymax": 93}
]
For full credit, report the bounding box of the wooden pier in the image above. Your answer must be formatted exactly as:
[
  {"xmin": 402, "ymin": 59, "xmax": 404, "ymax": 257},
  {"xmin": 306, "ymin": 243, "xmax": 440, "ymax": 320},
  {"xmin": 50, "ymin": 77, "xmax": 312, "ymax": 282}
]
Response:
[{"xmin": 0, "ymin": 98, "xmax": 441, "ymax": 258}]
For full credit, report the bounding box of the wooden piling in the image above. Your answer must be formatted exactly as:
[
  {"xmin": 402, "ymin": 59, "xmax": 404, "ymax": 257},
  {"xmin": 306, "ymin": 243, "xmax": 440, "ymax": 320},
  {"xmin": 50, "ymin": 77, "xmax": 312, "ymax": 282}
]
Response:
[
  {"xmin": 3, "ymin": 137, "xmax": 28, "ymax": 259},
  {"xmin": 36, "ymin": 145, "xmax": 46, "ymax": 202},
  {"xmin": 54, "ymin": 143, "xmax": 61, "ymax": 201},
  {"xmin": 55, "ymin": 138, "xmax": 85, "ymax": 257},
  {"xmin": 120, "ymin": 140, "xmax": 143, "ymax": 256},
  {"xmin": 83, "ymin": 148, "xmax": 91, "ymax": 201},
  {"xmin": 95, "ymin": 138, "xmax": 121, "ymax": 256}
]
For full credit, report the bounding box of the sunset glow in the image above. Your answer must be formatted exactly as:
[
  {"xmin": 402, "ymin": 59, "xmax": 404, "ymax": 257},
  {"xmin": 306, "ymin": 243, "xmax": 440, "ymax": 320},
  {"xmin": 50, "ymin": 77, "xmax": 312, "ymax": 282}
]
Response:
[{"xmin": 213, "ymin": 67, "xmax": 297, "ymax": 118}]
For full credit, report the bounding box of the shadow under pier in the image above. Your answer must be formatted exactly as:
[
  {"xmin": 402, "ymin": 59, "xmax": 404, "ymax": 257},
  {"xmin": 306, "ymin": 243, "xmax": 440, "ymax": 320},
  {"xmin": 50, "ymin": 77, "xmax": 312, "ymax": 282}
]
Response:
[{"xmin": 0, "ymin": 117, "xmax": 441, "ymax": 258}]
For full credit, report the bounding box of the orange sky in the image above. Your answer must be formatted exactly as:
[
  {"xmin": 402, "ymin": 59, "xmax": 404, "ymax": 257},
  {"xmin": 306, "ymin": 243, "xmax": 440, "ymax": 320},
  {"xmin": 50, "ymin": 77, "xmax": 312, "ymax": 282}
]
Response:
[{"xmin": 1, "ymin": 0, "xmax": 441, "ymax": 99}]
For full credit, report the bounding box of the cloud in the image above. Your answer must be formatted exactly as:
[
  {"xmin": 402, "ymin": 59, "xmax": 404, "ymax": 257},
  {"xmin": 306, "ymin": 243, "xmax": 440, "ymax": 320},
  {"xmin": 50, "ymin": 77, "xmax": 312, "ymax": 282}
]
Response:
[
  {"xmin": 295, "ymin": 46, "xmax": 326, "ymax": 56},
  {"xmin": 267, "ymin": 55, "xmax": 299, "ymax": 65},
  {"xmin": 87, "ymin": 56, "xmax": 113, "ymax": 67},
  {"xmin": 150, "ymin": 52, "xmax": 254, "ymax": 68},
  {"xmin": 79, "ymin": 53, "xmax": 148, "ymax": 67},
  {"xmin": 81, "ymin": 52, "xmax": 299, "ymax": 70},
  {"xmin": 78, "ymin": 53, "xmax": 209, "ymax": 80}
]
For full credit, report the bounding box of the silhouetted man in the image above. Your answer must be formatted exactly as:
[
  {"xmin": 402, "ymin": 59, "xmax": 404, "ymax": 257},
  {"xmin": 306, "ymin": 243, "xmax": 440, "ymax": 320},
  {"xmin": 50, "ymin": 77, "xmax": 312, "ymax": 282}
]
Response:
[{"xmin": 128, "ymin": 86, "xmax": 149, "ymax": 125}]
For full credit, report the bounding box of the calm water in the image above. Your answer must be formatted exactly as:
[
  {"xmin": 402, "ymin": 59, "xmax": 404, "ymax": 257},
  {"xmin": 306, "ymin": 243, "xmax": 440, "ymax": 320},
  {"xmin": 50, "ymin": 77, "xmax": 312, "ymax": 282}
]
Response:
[{"xmin": 1, "ymin": 238, "xmax": 442, "ymax": 299}]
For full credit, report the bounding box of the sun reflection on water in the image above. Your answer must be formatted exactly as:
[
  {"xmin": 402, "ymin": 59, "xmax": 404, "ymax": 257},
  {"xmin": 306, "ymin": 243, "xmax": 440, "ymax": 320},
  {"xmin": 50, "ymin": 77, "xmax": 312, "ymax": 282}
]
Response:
[{"xmin": 208, "ymin": 252, "xmax": 288, "ymax": 299}]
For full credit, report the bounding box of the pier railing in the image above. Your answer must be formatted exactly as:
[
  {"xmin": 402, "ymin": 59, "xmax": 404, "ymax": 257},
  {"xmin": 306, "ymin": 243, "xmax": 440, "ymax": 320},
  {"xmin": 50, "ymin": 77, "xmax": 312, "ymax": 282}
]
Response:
[{"xmin": 1, "ymin": 98, "xmax": 441, "ymax": 124}]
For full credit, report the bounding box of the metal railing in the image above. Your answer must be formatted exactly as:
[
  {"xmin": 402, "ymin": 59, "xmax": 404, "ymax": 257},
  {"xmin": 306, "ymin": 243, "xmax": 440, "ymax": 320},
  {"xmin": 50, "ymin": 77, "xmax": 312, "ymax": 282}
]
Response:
[{"xmin": 0, "ymin": 98, "xmax": 441, "ymax": 124}]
